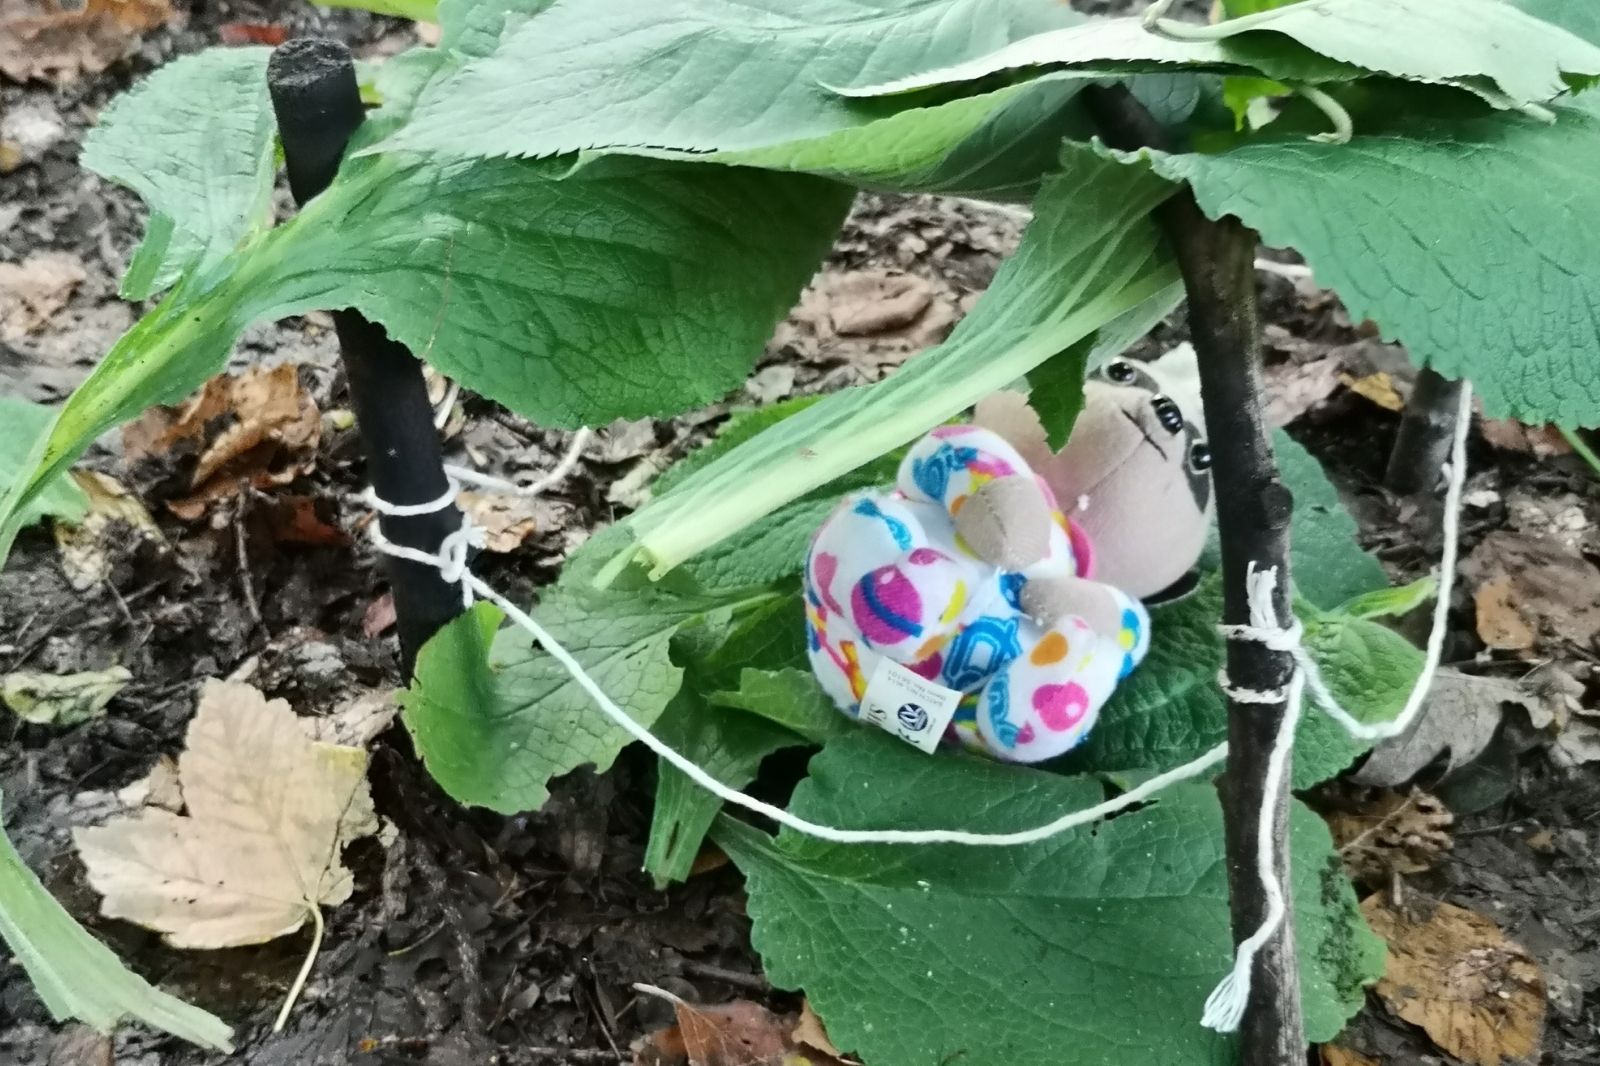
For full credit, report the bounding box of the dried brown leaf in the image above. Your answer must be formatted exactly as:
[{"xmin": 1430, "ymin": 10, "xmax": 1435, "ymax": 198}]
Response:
[
  {"xmin": 458, "ymin": 490, "xmax": 543, "ymax": 553},
  {"xmin": 0, "ymin": 251, "xmax": 84, "ymax": 339},
  {"xmin": 1364, "ymin": 896, "xmax": 1545, "ymax": 1066},
  {"xmin": 0, "ymin": 0, "xmax": 173, "ymax": 84},
  {"xmin": 1464, "ymin": 532, "xmax": 1600, "ymax": 653},
  {"xmin": 124, "ymin": 364, "xmax": 319, "ymax": 518},
  {"xmin": 73, "ymin": 680, "xmax": 376, "ymax": 948},
  {"xmin": 52, "ymin": 470, "xmax": 164, "ymax": 590},
  {"xmin": 634, "ymin": 994, "xmax": 849, "ymax": 1066},
  {"xmin": 1328, "ymin": 788, "xmax": 1453, "ymax": 882},
  {"xmin": 1263, "ymin": 354, "xmax": 1345, "ymax": 427},
  {"xmin": 1341, "ymin": 371, "xmax": 1404, "ymax": 412},
  {"xmin": 1318, "ymin": 1048, "xmax": 1378, "ymax": 1066},
  {"xmin": 1479, "ymin": 418, "xmax": 1571, "ymax": 459}
]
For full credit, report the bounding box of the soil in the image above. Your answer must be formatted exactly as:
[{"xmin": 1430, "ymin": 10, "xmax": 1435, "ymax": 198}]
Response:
[{"xmin": 3, "ymin": 3, "xmax": 1599, "ymax": 1066}]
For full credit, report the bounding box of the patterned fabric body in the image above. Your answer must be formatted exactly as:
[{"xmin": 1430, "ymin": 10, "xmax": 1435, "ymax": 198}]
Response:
[{"xmin": 804, "ymin": 425, "xmax": 1151, "ymax": 763}]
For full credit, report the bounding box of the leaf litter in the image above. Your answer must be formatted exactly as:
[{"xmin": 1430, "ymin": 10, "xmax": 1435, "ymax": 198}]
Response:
[
  {"xmin": 121, "ymin": 364, "xmax": 321, "ymax": 520},
  {"xmin": 73, "ymin": 679, "xmax": 379, "ymax": 1030},
  {"xmin": 1362, "ymin": 895, "xmax": 1545, "ymax": 1066},
  {"xmin": 0, "ymin": 665, "xmax": 130, "ymax": 726}
]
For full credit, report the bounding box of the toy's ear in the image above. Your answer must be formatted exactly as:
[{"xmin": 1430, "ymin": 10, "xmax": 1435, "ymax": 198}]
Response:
[{"xmin": 1143, "ymin": 341, "xmax": 1205, "ymax": 436}]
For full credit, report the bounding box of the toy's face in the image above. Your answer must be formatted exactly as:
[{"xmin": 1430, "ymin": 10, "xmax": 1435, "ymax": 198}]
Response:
[{"xmin": 974, "ymin": 349, "xmax": 1213, "ymax": 599}]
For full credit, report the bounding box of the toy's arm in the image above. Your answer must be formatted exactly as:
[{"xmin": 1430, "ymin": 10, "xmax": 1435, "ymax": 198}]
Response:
[
  {"xmin": 899, "ymin": 426, "xmax": 1057, "ymax": 572},
  {"xmin": 1019, "ymin": 573, "xmax": 1125, "ymax": 635}
]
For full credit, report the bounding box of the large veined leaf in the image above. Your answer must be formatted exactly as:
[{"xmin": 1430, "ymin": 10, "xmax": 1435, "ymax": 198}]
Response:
[
  {"xmin": 0, "ymin": 148, "xmax": 847, "ymax": 568},
  {"xmin": 715, "ymin": 733, "xmax": 1383, "ymax": 1066},
  {"xmin": 643, "ymin": 689, "xmax": 804, "ymax": 887},
  {"xmin": 1118, "ymin": 94, "xmax": 1600, "ymax": 423},
  {"xmin": 384, "ymin": 0, "xmax": 1077, "ymax": 161},
  {"xmin": 838, "ymin": 0, "xmax": 1600, "ymax": 112},
  {"xmin": 1276, "ymin": 431, "xmax": 1386, "ymax": 608},
  {"xmin": 0, "ymin": 790, "xmax": 233, "ymax": 1050},
  {"xmin": 400, "ymin": 586, "xmax": 783, "ymax": 812},
  {"xmin": 1514, "ymin": 0, "xmax": 1600, "ymax": 47},
  {"xmin": 81, "ymin": 48, "xmax": 277, "ymax": 301},
  {"xmin": 1061, "ymin": 573, "xmax": 1421, "ymax": 789},
  {"xmin": 599, "ymin": 149, "xmax": 1184, "ymax": 583}
]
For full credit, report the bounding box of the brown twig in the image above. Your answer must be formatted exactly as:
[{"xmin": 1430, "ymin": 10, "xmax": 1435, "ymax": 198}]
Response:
[{"xmin": 1086, "ymin": 84, "xmax": 1305, "ymax": 1065}]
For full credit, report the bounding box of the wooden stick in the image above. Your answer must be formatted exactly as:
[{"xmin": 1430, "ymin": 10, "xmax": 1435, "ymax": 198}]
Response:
[
  {"xmin": 1086, "ymin": 84, "xmax": 1305, "ymax": 1065},
  {"xmin": 267, "ymin": 38, "xmax": 464, "ymax": 674}
]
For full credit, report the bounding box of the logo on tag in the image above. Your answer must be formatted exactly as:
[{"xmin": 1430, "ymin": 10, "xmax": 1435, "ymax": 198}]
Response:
[{"xmin": 859, "ymin": 658, "xmax": 962, "ymax": 754}]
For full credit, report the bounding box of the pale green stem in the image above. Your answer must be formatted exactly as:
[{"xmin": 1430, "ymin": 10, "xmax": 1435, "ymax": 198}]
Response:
[
  {"xmin": 1559, "ymin": 426, "xmax": 1600, "ymax": 478},
  {"xmin": 1299, "ymin": 85, "xmax": 1354, "ymax": 144},
  {"xmin": 273, "ymin": 906, "xmax": 325, "ymax": 1033}
]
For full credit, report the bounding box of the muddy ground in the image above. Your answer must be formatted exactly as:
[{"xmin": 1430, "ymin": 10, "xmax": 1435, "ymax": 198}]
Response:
[{"xmin": 3, "ymin": 2, "xmax": 1599, "ymax": 1065}]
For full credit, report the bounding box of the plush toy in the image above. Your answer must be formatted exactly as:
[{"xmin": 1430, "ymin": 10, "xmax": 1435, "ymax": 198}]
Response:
[{"xmin": 803, "ymin": 345, "xmax": 1213, "ymax": 763}]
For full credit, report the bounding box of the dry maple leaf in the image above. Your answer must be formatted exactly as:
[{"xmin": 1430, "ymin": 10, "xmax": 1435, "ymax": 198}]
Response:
[
  {"xmin": 74, "ymin": 680, "xmax": 377, "ymax": 1027},
  {"xmin": 1363, "ymin": 896, "xmax": 1545, "ymax": 1066}
]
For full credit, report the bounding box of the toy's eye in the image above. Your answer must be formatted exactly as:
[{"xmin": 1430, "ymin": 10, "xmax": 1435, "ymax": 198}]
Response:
[
  {"xmin": 1152, "ymin": 395, "xmax": 1184, "ymax": 434},
  {"xmin": 1188, "ymin": 441, "xmax": 1212, "ymax": 472},
  {"xmin": 1105, "ymin": 360, "xmax": 1137, "ymax": 384}
]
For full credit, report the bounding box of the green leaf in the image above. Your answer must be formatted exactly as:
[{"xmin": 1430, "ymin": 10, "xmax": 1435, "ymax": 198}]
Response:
[
  {"xmin": 0, "ymin": 153, "xmax": 847, "ymax": 568},
  {"xmin": 1062, "ymin": 574, "xmax": 1422, "ymax": 788},
  {"xmin": 708, "ymin": 668, "xmax": 850, "ymax": 745},
  {"xmin": 1276, "ymin": 431, "xmax": 1387, "ymax": 608},
  {"xmin": 278, "ymin": 154, "xmax": 851, "ymax": 427},
  {"xmin": 1222, "ymin": 0, "xmax": 1297, "ymax": 15},
  {"xmin": 1119, "ymin": 94, "xmax": 1600, "ymax": 423},
  {"xmin": 400, "ymin": 586, "xmax": 779, "ymax": 813},
  {"xmin": 1024, "ymin": 340, "xmax": 1090, "ymax": 450},
  {"xmin": 715, "ymin": 733, "xmax": 1383, "ymax": 1066},
  {"xmin": 605, "ymin": 151, "xmax": 1183, "ymax": 582},
  {"xmin": 1513, "ymin": 0, "xmax": 1600, "ymax": 48},
  {"xmin": 838, "ymin": 0, "xmax": 1600, "ymax": 113},
  {"xmin": 0, "ymin": 790, "xmax": 233, "ymax": 1050},
  {"xmin": 384, "ymin": 0, "xmax": 1079, "ymax": 162},
  {"xmin": 319, "ymin": 0, "xmax": 439, "ymax": 21},
  {"xmin": 1334, "ymin": 575, "xmax": 1437, "ymax": 620},
  {"xmin": 0, "ymin": 400, "xmax": 86, "ymax": 529},
  {"xmin": 644, "ymin": 690, "xmax": 804, "ymax": 887},
  {"xmin": 81, "ymin": 48, "xmax": 277, "ymax": 301}
]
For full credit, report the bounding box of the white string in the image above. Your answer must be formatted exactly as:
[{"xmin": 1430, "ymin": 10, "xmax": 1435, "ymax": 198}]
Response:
[
  {"xmin": 433, "ymin": 379, "xmax": 461, "ymax": 430},
  {"xmin": 1200, "ymin": 381, "xmax": 1472, "ymax": 1031},
  {"xmin": 363, "ymin": 382, "xmax": 1470, "ymax": 1030}
]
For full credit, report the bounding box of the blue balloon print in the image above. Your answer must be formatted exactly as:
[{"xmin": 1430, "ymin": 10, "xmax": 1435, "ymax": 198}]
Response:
[
  {"xmin": 852, "ymin": 497, "xmax": 913, "ymax": 550},
  {"xmin": 911, "ymin": 443, "xmax": 979, "ymax": 501}
]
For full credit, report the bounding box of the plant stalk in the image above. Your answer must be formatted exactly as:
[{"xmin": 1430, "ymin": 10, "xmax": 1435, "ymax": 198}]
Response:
[
  {"xmin": 1086, "ymin": 85, "xmax": 1304, "ymax": 1065},
  {"xmin": 1385, "ymin": 367, "xmax": 1466, "ymax": 496},
  {"xmin": 267, "ymin": 38, "xmax": 464, "ymax": 674}
]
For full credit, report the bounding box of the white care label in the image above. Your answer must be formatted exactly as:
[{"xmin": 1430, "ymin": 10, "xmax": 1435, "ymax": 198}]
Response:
[{"xmin": 859, "ymin": 657, "xmax": 963, "ymax": 754}]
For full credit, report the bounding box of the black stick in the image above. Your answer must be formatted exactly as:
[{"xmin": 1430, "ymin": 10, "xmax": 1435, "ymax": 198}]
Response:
[
  {"xmin": 1086, "ymin": 86, "xmax": 1305, "ymax": 1065},
  {"xmin": 1385, "ymin": 367, "xmax": 1465, "ymax": 496},
  {"xmin": 268, "ymin": 38, "xmax": 464, "ymax": 674}
]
